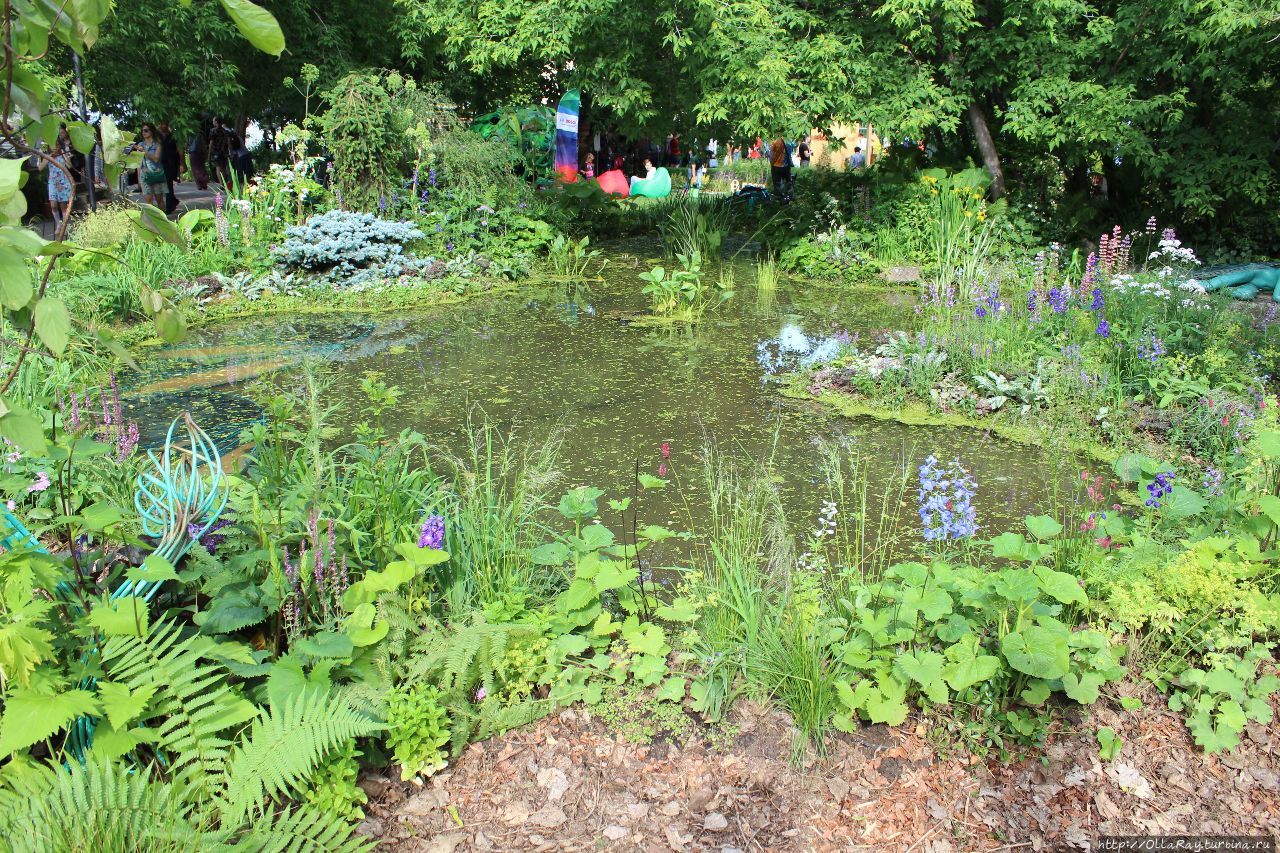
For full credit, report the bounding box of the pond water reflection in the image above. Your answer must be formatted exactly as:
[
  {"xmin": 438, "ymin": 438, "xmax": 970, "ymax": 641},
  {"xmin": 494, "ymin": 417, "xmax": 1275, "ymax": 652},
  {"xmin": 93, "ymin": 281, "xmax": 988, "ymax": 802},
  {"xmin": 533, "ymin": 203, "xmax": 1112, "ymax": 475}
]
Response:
[{"xmin": 126, "ymin": 266, "xmax": 1071, "ymax": 543}]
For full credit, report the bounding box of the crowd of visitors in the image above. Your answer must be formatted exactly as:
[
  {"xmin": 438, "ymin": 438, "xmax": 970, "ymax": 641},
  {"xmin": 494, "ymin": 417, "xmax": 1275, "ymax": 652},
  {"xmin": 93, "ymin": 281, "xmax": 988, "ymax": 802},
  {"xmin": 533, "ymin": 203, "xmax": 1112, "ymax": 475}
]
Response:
[{"xmin": 578, "ymin": 131, "xmax": 867, "ymax": 199}]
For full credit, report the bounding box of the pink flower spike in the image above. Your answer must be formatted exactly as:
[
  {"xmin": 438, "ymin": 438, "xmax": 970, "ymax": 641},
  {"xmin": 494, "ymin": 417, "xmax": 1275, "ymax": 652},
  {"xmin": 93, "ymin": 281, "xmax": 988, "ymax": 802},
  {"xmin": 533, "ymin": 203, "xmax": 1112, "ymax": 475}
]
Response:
[{"xmin": 660, "ymin": 442, "xmax": 671, "ymax": 459}]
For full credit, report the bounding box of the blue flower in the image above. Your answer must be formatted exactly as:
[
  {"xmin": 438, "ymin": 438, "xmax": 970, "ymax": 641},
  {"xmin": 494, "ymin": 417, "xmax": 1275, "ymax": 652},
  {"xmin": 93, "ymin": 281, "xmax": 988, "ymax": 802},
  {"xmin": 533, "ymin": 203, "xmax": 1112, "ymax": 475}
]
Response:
[
  {"xmin": 918, "ymin": 455, "xmax": 978, "ymax": 541},
  {"xmin": 975, "ymin": 305, "xmax": 987, "ymax": 319},
  {"xmin": 1096, "ymin": 319, "xmax": 1111, "ymax": 338},
  {"xmin": 1090, "ymin": 287, "xmax": 1104, "ymax": 311}
]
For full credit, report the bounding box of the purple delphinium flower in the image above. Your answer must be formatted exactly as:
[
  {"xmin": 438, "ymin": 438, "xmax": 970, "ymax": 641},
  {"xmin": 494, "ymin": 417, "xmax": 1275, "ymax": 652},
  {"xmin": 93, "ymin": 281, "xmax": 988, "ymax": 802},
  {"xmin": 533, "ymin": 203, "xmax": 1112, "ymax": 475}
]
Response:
[
  {"xmin": 917, "ymin": 455, "xmax": 978, "ymax": 541},
  {"xmin": 1145, "ymin": 471, "xmax": 1175, "ymax": 508},
  {"xmin": 1136, "ymin": 330, "xmax": 1166, "ymax": 362},
  {"xmin": 1090, "ymin": 288, "xmax": 1104, "ymax": 311},
  {"xmin": 418, "ymin": 513, "xmax": 445, "ymax": 550},
  {"xmin": 1048, "ymin": 286, "xmax": 1067, "ymax": 314},
  {"xmin": 445, "ymin": 241, "xmax": 454, "ymax": 253},
  {"xmin": 1202, "ymin": 467, "xmax": 1223, "ymax": 497},
  {"xmin": 188, "ymin": 517, "xmax": 233, "ymax": 554},
  {"xmin": 974, "ymin": 305, "xmax": 987, "ymax": 319},
  {"xmin": 1096, "ymin": 319, "xmax": 1111, "ymax": 338},
  {"xmin": 1027, "ymin": 290, "xmax": 1038, "ymax": 313}
]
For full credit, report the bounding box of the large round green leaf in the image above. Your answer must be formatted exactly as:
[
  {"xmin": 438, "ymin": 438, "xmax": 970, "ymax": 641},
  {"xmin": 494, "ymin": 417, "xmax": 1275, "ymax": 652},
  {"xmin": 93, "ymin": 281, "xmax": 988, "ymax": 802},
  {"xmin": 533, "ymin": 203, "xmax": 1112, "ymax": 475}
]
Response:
[{"xmin": 1000, "ymin": 625, "xmax": 1070, "ymax": 679}]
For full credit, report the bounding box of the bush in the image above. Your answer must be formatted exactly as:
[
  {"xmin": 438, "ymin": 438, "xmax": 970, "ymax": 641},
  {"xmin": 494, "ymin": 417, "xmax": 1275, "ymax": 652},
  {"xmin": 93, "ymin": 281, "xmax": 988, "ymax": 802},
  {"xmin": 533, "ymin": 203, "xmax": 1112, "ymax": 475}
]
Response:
[
  {"xmin": 68, "ymin": 202, "xmax": 134, "ymax": 249},
  {"xmin": 273, "ymin": 209, "xmax": 427, "ymax": 286}
]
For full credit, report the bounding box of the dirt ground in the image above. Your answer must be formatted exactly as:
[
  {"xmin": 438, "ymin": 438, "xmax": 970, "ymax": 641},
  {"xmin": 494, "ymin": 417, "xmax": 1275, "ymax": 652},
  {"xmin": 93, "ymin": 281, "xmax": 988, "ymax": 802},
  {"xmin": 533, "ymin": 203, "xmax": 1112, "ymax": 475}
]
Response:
[{"xmin": 357, "ymin": 681, "xmax": 1280, "ymax": 852}]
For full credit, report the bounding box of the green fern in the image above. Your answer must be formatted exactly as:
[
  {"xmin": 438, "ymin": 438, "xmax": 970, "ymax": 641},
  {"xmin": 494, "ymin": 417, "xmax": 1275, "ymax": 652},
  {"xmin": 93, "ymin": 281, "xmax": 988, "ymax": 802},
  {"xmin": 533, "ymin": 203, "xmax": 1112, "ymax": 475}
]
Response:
[
  {"xmin": 405, "ymin": 617, "xmax": 539, "ymax": 699},
  {"xmin": 234, "ymin": 803, "xmax": 375, "ymax": 852},
  {"xmin": 0, "ymin": 761, "xmax": 203, "ymax": 852},
  {"xmin": 220, "ymin": 691, "xmax": 382, "ymax": 824},
  {"xmin": 100, "ymin": 620, "xmax": 260, "ymax": 793}
]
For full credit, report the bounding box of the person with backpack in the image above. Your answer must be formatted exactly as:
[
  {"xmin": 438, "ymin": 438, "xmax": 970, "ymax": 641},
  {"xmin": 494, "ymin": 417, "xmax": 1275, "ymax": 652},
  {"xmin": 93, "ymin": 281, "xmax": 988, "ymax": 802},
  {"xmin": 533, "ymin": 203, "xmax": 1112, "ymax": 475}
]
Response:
[{"xmin": 797, "ymin": 136, "xmax": 812, "ymax": 168}]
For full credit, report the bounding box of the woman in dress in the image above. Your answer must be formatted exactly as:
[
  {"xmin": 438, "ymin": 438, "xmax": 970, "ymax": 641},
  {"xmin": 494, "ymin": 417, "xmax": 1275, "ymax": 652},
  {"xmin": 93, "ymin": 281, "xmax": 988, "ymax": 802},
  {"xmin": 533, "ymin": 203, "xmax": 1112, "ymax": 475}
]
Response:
[
  {"xmin": 46, "ymin": 125, "xmax": 74, "ymax": 234},
  {"xmin": 136, "ymin": 123, "xmax": 167, "ymax": 207},
  {"xmin": 583, "ymin": 152, "xmax": 595, "ymax": 179}
]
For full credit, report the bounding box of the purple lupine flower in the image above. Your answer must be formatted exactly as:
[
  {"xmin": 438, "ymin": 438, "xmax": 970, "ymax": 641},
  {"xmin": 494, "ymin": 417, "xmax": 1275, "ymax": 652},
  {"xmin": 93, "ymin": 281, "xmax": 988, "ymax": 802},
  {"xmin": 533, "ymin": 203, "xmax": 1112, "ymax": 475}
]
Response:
[
  {"xmin": 418, "ymin": 513, "xmax": 445, "ymax": 550},
  {"xmin": 428, "ymin": 168, "xmax": 437, "ymax": 187},
  {"xmin": 1027, "ymin": 290, "xmax": 1038, "ymax": 313},
  {"xmin": 1096, "ymin": 319, "xmax": 1111, "ymax": 338}
]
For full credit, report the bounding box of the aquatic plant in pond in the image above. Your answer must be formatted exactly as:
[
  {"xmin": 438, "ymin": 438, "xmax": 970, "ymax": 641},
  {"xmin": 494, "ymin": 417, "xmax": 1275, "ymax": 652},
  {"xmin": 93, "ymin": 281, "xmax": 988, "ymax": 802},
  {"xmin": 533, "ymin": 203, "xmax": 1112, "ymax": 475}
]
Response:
[{"xmin": 917, "ymin": 455, "xmax": 978, "ymax": 541}]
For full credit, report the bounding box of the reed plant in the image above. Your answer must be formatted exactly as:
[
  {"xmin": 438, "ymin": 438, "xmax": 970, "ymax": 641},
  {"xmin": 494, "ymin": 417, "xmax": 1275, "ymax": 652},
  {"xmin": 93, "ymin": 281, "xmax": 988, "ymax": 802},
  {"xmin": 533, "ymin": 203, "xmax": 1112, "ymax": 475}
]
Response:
[{"xmin": 433, "ymin": 415, "xmax": 564, "ymax": 613}]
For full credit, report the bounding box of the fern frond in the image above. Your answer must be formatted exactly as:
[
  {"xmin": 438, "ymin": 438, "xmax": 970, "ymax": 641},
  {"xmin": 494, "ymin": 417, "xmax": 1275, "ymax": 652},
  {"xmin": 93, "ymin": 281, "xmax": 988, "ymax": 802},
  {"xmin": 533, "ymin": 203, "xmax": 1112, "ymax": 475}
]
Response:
[
  {"xmin": 233, "ymin": 803, "xmax": 374, "ymax": 852},
  {"xmin": 219, "ymin": 691, "xmax": 382, "ymax": 826},
  {"xmin": 0, "ymin": 760, "xmax": 203, "ymax": 852},
  {"xmin": 405, "ymin": 618, "xmax": 537, "ymax": 698},
  {"xmin": 100, "ymin": 620, "xmax": 259, "ymax": 793}
]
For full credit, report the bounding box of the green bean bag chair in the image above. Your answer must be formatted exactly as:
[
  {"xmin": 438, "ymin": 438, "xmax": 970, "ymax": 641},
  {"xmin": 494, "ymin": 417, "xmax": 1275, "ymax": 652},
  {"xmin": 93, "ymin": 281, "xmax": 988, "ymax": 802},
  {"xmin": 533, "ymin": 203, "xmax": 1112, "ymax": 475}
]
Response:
[{"xmin": 630, "ymin": 167, "xmax": 672, "ymax": 198}]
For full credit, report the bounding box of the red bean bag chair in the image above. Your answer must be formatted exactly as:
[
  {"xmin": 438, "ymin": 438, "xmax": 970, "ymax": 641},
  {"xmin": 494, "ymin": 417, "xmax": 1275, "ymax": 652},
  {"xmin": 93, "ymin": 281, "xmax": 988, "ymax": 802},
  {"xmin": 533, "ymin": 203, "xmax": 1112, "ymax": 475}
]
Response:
[{"xmin": 596, "ymin": 169, "xmax": 630, "ymax": 198}]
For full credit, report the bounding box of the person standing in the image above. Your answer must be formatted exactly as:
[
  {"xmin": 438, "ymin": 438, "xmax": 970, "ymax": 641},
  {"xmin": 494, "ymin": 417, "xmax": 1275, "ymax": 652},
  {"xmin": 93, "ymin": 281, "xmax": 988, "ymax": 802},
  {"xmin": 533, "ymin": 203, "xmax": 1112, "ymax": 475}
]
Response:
[
  {"xmin": 228, "ymin": 135, "xmax": 254, "ymax": 185},
  {"xmin": 135, "ymin": 123, "xmax": 166, "ymax": 207},
  {"xmin": 769, "ymin": 136, "xmax": 788, "ymax": 194},
  {"xmin": 157, "ymin": 121, "xmax": 183, "ymax": 213},
  {"xmin": 583, "ymin": 152, "xmax": 596, "ymax": 178},
  {"xmin": 798, "ymin": 136, "xmax": 812, "ymax": 168},
  {"xmin": 848, "ymin": 146, "xmax": 866, "ymax": 170},
  {"xmin": 45, "ymin": 126, "xmax": 74, "ymax": 234},
  {"xmin": 208, "ymin": 117, "xmax": 231, "ymax": 186},
  {"xmin": 188, "ymin": 123, "xmax": 209, "ymax": 190}
]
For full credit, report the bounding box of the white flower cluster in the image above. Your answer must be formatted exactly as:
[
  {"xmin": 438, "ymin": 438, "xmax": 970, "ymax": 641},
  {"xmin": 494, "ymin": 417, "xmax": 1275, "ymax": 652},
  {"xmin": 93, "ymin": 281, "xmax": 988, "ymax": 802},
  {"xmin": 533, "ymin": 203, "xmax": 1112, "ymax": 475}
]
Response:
[{"xmin": 1149, "ymin": 233, "xmax": 1200, "ymax": 266}]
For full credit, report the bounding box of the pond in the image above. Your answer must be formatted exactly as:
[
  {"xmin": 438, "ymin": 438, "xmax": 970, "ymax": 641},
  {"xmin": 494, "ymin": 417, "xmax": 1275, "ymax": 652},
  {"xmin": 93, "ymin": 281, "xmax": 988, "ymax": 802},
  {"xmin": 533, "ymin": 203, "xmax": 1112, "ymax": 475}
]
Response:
[{"xmin": 123, "ymin": 255, "xmax": 1072, "ymax": 543}]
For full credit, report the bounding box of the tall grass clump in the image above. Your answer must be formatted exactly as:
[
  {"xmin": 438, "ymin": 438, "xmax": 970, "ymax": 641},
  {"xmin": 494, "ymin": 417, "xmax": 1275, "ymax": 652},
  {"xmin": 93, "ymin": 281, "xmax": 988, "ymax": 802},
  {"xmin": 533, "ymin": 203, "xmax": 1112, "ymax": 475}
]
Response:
[
  {"xmin": 658, "ymin": 195, "xmax": 733, "ymax": 260},
  {"xmin": 433, "ymin": 415, "xmax": 563, "ymax": 612}
]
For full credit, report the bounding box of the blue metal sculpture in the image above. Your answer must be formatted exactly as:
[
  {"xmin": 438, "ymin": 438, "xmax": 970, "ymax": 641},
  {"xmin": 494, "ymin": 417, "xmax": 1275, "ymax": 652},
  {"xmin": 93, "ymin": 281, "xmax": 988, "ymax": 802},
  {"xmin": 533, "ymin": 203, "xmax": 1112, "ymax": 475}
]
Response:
[{"xmin": 120, "ymin": 412, "xmax": 229, "ymax": 602}]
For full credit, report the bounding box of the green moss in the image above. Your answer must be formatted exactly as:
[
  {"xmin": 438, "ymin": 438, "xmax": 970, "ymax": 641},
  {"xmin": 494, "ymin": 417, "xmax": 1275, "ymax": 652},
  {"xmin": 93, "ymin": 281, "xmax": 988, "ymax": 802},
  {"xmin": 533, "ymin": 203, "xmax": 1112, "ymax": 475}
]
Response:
[{"xmin": 780, "ymin": 380, "xmax": 1121, "ymax": 464}]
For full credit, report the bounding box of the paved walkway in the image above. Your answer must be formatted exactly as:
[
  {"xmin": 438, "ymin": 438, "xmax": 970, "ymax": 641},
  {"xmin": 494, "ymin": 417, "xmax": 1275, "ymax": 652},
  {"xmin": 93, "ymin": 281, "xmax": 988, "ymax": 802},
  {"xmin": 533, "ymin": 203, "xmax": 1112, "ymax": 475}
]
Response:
[{"xmin": 30, "ymin": 180, "xmax": 224, "ymax": 240}]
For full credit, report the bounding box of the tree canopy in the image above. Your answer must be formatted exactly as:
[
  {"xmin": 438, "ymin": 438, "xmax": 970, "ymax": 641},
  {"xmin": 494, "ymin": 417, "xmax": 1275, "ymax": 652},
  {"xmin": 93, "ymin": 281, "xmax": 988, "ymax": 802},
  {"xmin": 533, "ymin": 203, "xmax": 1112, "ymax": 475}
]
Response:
[{"xmin": 57, "ymin": 0, "xmax": 1280, "ymax": 247}]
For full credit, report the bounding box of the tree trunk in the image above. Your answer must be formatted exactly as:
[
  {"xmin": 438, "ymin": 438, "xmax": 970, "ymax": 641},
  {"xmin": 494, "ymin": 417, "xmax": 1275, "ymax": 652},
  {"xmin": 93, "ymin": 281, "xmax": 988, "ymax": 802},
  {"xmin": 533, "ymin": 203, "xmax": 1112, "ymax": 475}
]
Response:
[{"xmin": 966, "ymin": 102, "xmax": 1005, "ymax": 199}]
